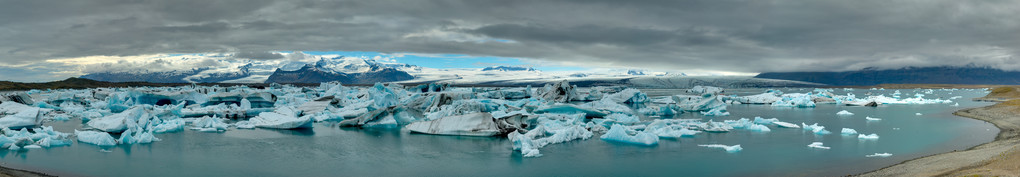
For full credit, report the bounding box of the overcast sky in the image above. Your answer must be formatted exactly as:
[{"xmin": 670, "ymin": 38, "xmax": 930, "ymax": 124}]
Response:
[{"xmin": 1, "ymin": 0, "xmax": 1018, "ymax": 81}]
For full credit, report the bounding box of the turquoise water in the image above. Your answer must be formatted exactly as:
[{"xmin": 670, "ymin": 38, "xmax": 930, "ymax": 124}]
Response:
[{"xmin": 0, "ymin": 88, "xmax": 997, "ymax": 177}]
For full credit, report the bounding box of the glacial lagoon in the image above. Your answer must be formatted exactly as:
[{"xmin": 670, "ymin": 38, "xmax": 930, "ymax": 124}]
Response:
[{"xmin": 0, "ymin": 87, "xmax": 997, "ymax": 177}]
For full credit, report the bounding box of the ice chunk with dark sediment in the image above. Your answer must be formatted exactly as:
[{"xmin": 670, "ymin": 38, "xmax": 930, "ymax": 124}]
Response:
[{"xmin": 405, "ymin": 112, "xmax": 506, "ymax": 136}]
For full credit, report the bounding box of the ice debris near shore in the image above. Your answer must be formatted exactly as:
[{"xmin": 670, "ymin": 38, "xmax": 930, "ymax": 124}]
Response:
[{"xmin": 866, "ymin": 153, "xmax": 892, "ymax": 157}]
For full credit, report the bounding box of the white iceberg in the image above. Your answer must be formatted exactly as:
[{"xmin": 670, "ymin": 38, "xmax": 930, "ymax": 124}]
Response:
[
  {"xmin": 249, "ymin": 107, "xmax": 314, "ymax": 129},
  {"xmin": 698, "ymin": 144, "xmax": 742, "ymax": 153},
  {"xmin": 772, "ymin": 121, "xmax": 800, "ymax": 128},
  {"xmin": 75, "ymin": 130, "xmax": 117, "ymax": 146},
  {"xmin": 858, "ymin": 133, "xmax": 880, "ymax": 140},
  {"xmin": 866, "ymin": 153, "xmax": 892, "ymax": 157},
  {"xmin": 0, "ymin": 106, "xmax": 41, "ymax": 129},
  {"xmin": 915, "ymin": 113, "xmax": 922, "ymax": 116},
  {"xmin": 841, "ymin": 128, "xmax": 858, "ymax": 135},
  {"xmin": 836, "ymin": 110, "xmax": 854, "ymax": 116},
  {"xmin": 865, "ymin": 116, "xmax": 882, "ymax": 121},
  {"xmin": 600, "ymin": 124, "xmax": 658, "ymax": 146},
  {"xmin": 802, "ymin": 123, "xmax": 830, "ymax": 135},
  {"xmin": 807, "ymin": 142, "xmax": 830, "ymax": 149}
]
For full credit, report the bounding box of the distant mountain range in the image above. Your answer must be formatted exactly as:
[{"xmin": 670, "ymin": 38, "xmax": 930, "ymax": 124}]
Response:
[
  {"xmin": 755, "ymin": 66, "xmax": 1020, "ymax": 86},
  {"xmin": 75, "ymin": 56, "xmax": 820, "ymax": 88}
]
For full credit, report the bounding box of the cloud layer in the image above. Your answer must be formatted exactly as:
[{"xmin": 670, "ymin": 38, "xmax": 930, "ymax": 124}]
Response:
[{"xmin": 1, "ymin": 0, "xmax": 1018, "ymax": 81}]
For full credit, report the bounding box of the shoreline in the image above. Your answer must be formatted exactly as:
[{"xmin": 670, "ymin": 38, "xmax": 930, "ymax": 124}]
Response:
[
  {"xmin": 859, "ymin": 104, "xmax": 1020, "ymax": 176},
  {"xmin": 0, "ymin": 165, "xmax": 53, "ymax": 177}
]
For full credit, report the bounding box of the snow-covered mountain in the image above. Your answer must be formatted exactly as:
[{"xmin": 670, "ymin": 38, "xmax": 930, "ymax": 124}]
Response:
[{"xmin": 77, "ymin": 56, "xmax": 821, "ymax": 88}]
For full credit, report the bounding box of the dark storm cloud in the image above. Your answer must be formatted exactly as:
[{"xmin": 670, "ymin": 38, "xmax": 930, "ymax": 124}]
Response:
[{"xmin": 1, "ymin": 0, "xmax": 1018, "ymax": 76}]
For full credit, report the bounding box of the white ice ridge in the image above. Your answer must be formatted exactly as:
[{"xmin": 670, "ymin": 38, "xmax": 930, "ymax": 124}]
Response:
[
  {"xmin": 699, "ymin": 144, "xmax": 743, "ymax": 153},
  {"xmin": 858, "ymin": 133, "xmax": 880, "ymax": 140},
  {"xmin": 865, "ymin": 116, "xmax": 882, "ymax": 121},
  {"xmin": 866, "ymin": 153, "xmax": 892, "ymax": 157},
  {"xmin": 841, "ymin": 128, "xmax": 858, "ymax": 136},
  {"xmin": 807, "ymin": 142, "xmax": 830, "ymax": 149}
]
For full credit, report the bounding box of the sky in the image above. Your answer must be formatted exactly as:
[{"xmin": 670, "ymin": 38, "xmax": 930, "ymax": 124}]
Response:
[{"xmin": 1, "ymin": 0, "xmax": 1018, "ymax": 82}]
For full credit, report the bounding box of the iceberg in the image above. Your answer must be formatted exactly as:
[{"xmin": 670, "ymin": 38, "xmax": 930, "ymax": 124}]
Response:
[
  {"xmin": 801, "ymin": 123, "xmax": 830, "ymax": 135},
  {"xmin": 866, "ymin": 153, "xmax": 892, "ymax": 157},
  {"xmin": 841, "ymin": 128, "xmax": 858, "ymax": 135},
  {"xmin": 807, "ymin": 142, "xmax": 830, "ymax": 149},
  {"xmin": 772, "ymin": 93, "xmax": 815, "ymax": 108},
  {"xmin": 645, "ymin": 119, "xmax": 700, "ymax": 138},
  {"xmin": 836, "ymin": 110, "xmax": 854, "ymax": 116},
  {"xmin": 249, "ymin": 107, "xmax": 313, "ymax": 129},
  {"xmin": 191, "ymin": 116, "xmax": 229, "ymax": 132},
  {"xmin": 772, "ymin": 121, "xmax": 800, "ymax": 128},
  {"xmin": 75, "ymin": 130, "xmax": 117, "ymax": 146},
  {"xmin": 0, "ymin": 106, "xmax": 41, "ymax": 129},
  {"xmin": 534, "ymin": 104, "xmax": 608, "ymax": 118},
  {"xmin": 87, "ymin": 106, "xmax": 147, "ymax": 132},
  {"xmin": 858, "ymin": 133, "xmax": 880, "ymax": 140},
  {"xmin": 865, "ymin": 116, "xmax": 882, "ymax": 121},
  {"xmin": 601, "ymin": 88, "xmax": 649, "ymax": 104},
  {"xmin": 689, "ymin": 86, "xmax": 724, "ymax": 94},
  {"xmin": 405, "ymin": 112, "xmax": 504, "ymax": 136},
  {"xmin": 698, "ymin": 144, "xmax": 742, "ymax": 153},
  {"xmin": 753, "ymin": 117, "xmax": 778, "ymax": 124},
  {"xmin": 537, "ymin": 80, "xmax": 578, "ymax": 103},
  {"xmin": 600, "ymin": 124, "xmax": 658, "ymax": 146},
  {"xmin": 605, "ymin": 113, "xmax": 640, "ymax": 124},
  {"xmin": 153, "ymin": 118, "xmax": 186, "ymax": 133},
  {"xmin": 915, "ymin": 113, "xmax": 922, "ymax": 116}
]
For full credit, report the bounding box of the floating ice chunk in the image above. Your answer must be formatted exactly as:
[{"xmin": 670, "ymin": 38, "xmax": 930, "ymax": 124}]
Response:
[
  {"xmin": 807, "ymin": 142, "xmax": 830, "ymax": 149},
  {"xmin": 23, "ymin": 145, "xmax": 41, "ymax": 149},
  {"xmin": 118, "ymin": 128, "xmax": 136, "ymax": 144},
  {"xmin": 952, "ymin": 103, "xmax": 959, "ymax": 107},
  {"xmin": 841, "ymin": 128, "xmax": 858, "ymax": 135},
  {"xmin": 674, "ymin": 94, "xmax": 727, "ymax": 112},
  {"xmin": 0, "ymin": 106, "xmax": 41, "ymax": 129},
  {"xmin": 191, "ymin": 116, "xmax": 228, "ymax": 132},
  {"xmin": 689, "ymin": 86, "xmax": 724, "ymax": 94},
  {"xmin": 75, "ymin": 130, "xmax": 117, "ymax": 146},
  {"xmin": 601, "ymin": 88, "xmax": 649, "ymax": 104},
  {"xmin": 37, "ymin": 137, "xmax": 72, "ymax": 147},
  {"xmin": 700, "ymin": 108, "xmax": 730, "ymax": 116},
  {"xmin": 801, "ymin": 123, "xmax": 830, "ymax": 135},
  {"xmin": 249, "ymin": 107, "xmax": 313, "ymax": 129},
  {"xmin": 836, "ymin": 110, "xmax": 854, "ymax": 116},
  {"xmin": 405, "ymin": 112, "xmax": 504, "ymax": 136},
  {"xmin": 509, "ymin": 120, "xmax": 593, "ymax": 157},
  {"xmin": 866, "ymin": 153, "xmax": 892, "ymax": 157},
  {"xmin": 727, "ymin": 93, "xmax": 782, "ymax": 104},
  {"xmin": 600, "ymin": 124, "xmax": 658, "ymax": 146},
  {"xmin": 87, "ymin": 106, "xmax": 146, "ymax": 132},
  {"xmin": 702, "ymin": 120, "xmax": 733, "ymax": 133},
  {"xmin": 538, "ymin": 80, "xmax": 578, "ymax": 103},
  {"xmin": 698, "ymin": 144, "xmax": 742, "ymax": 153},
  {"xmin": 133, "ymin": 131, "xmax": 160, "ymax": 144},
  {"xmin": 915, "ymin": 113, "xmax": 922, "ymax": 116},
  {"xmin": 858, "ymin": 133, "xmax": 880, "ymax": 140},
  {"xmin": 772, "ymin": 121, "xmax": 800, "ymax": 128},
  {"xmin": 747, "ymin": 124, "xmax": 771, "ymax": 132},
  {"xmin": 645, "ymin": 119, "xmax": 701, "ymax": 138},
  {"xmin": 753, "ymin": 117, "xmax": 778, "ymax": 124},
  {"xmin": 234, "ymin": 121, "xmax": 256, "ymax": 129},
  {"xmin": 772, "ymin": 93, "xmax": 816, "ymax": 108},
  {"xmin": 369, "ymin": 83, "xmax": 399, "ymax": 109},
  {"xmin": 153, "ymin": 118, "xmax": 185, "ymax": 133}
]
